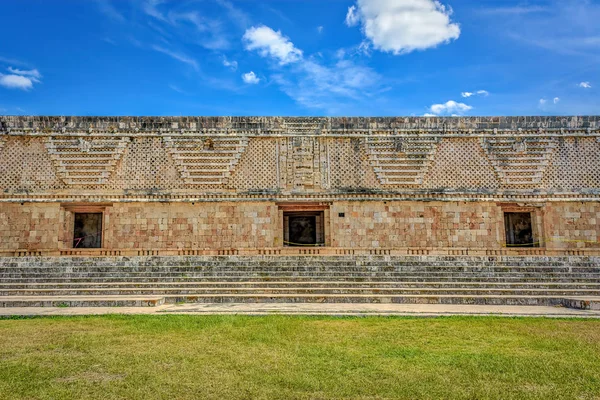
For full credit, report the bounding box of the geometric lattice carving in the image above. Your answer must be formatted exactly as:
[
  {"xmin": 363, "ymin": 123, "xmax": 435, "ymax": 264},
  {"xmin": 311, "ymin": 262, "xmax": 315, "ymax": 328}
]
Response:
[
  {"xmin": 162, "ymin": 136, "xmax": 248, "ymax": 185},
  {"xmin": 0, "ymin": 136, "xmax": 5, "ymax": 152},
  {"xmin": 45, "ymin": 136, "xmax": 130, "ymax": 185},
  {"xmin": 282, "ymin": 117, "xmax": 325, "ymax": 134},
  {"xmin": 366, "ymin": 136, "xmax": 441, "ymax": 185},
  {"xmin": 481, "ymin": 137, "xmax": 558, "ymax": 185}
]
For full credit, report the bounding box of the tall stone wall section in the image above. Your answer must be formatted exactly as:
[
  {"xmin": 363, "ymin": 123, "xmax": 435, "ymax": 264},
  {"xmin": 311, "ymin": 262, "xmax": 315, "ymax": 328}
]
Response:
[{"xmin": 1, "ymin": 116, "xmax": 599, "ymax": 254}]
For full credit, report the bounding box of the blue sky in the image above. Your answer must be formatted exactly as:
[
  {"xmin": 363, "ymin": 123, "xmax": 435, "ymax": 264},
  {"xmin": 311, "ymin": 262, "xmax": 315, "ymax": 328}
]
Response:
[{"xmin": 0, "ymin": 0, "xmax": 598, "ymax": 116}]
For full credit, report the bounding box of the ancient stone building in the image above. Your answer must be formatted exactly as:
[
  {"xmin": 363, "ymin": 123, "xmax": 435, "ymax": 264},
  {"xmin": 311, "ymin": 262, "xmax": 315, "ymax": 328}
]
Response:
[
  {"xmin": 2, "ymin": 116, "xmax": 600, "ymax": 309},
  {"xmin": 1, "ymin": 116, "xmax": 599, "ymax": 257}
]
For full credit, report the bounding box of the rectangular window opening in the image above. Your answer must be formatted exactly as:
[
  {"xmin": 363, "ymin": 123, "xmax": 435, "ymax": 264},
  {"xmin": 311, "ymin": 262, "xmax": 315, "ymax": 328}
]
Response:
[
  {"xmin": 283, "ymin": 211, "xmax": 325, "ymax": 247},
  {"xmin": 73, "ymin": 213, "xmax": 103, "ymax": 248},
  {"xmin": 504, "ymin": 212, "xmax": 535, "ymax": 248}
]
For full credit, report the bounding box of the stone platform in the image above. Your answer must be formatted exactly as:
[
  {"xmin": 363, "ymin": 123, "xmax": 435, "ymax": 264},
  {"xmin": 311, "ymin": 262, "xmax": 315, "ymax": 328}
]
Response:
[{"xmin": 1, "ymin": 255, "xmax": 599, "ymax": 312}]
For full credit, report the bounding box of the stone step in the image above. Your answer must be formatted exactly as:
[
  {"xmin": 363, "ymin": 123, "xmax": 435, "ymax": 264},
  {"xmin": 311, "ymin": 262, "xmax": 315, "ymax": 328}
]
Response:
[
  {"xmin": 0, "ymin": 296, "xmax": 165, "ymax": 307},
  {"xmin": 0, "ymin": 272, "xmax": 600, "ymax": 283},
  {"xmin": 2, "ymin": 288, "xmax": 599, "ymax": 296},
  {"xmin": 2, "ymin": 294, "xmax": 596, "ymax": 307},
  {"xmin": 3, "ymin": 281, "xmax": 600, "ymax": 289},
  {"xmin": 3, "ymin": 266, "xmax": 600, "ymax": 273}
]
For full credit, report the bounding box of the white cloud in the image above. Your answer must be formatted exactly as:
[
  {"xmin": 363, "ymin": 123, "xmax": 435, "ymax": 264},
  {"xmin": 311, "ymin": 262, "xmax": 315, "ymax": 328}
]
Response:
[
  {"xmin": 242, "ymin": 71, "xmax": 260, "ymax": 84},
  {"xmin": 345, "ymin": 0, "xmax": 461, "ymax": 55},
  {"xmin": 243, "ymin": 25, "xmax": 303, "ymax": 65},
  {"xmin": 223, "ymin": 57, "xmax": 238, "ymax": 71},
  {"xmin": 0, "ymin": 67, "xmax": 42, "ymax": 90},
  {"xmin": 7, "ymin": 67, "xmax": 41, "ymax": 79},
  {"xmin": 0, "ymin": 74, "xmax": 35, "ymax": 90},
  {"xmin": 423, "ymin": 113, "xmax": 437, "ymax": 117},
  {"xmin": 345, "ymin": 5, "xmax": 359, "ymax": 26},
  {"xmin": 429, "ymin": 100, "xmax": 472, "ymax": 115},
  {"xmin": 553, "ymin": 97, "xmax": 560, "ymax": 104},
  {"xmin": 317, "ymin": 26, "xmax": 324, "ymax": 34},
  {"xmin": 152, "ymin": 45, "xmax": 199, "ymax": 71},
  {"xmin": 539, "ymin": 98, "xmax": 547, "ymax": 105},
  {"xmin": 462, "ymin": 89, "xmax": 488, "ymax": 98},
  {"xmin": 579, "ymin": 81, "xmax": 592, "ymax": 88}
]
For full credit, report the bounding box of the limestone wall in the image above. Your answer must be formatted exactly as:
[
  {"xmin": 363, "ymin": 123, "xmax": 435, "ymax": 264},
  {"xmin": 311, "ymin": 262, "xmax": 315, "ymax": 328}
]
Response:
[
  {"xmin": 0, "ymin": 203, "xmax": 60, "ymax": 250},
  {"xmin": 104, "ymin": 202, "xmax": 279, "ymax": 249},
  {"xmin": 1, "ymin": 200, "xmax": 599, "ymax": 253},
  {"xmin": 330, "ymin": 201, "xmax": 504, "ymax": 249}
]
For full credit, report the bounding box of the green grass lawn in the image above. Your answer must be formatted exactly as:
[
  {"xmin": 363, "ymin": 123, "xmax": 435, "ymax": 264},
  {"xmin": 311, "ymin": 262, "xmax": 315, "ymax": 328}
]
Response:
[{"xmin": 1, "ymin": 316, "xmax": 599, "ymax": 400}]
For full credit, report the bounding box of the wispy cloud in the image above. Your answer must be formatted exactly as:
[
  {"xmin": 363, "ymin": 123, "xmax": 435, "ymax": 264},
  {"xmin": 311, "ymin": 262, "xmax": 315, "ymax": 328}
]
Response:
[
  {"xmin": 223, "ymin": 57, "xmax": 238, "ymax": 71},
  {"xmin": 554, "ymin": 97, "xmax": 560, "ymax": 104},
  {"xmin": 478, "ymin": 6, "xmax": 549, "ymax": 15},
  {"xmin": 152, "ymin": 45, "xmax": 199, "ymax": 71},
  {"xmin": 7, "ymin": 67, "xmax": 41, "ymax": 79},
  {"xmin": 168, "ymin": 84, "xmax": 186, "ymax": 94},
  {"xmin": 579, "ymin": 81, "xmax": 592, "ymax": 88},
  {"xmin": 492, "ymin": 0, "xmax": 600, "ymax": 59},
  {"xmin": 461, "ymin": 90, "xmax": 489, "ymax": 98},
  {"xmin": 242, "ymin": 24, "xmax": 384, "ymax": 112},
  {"xmin": 95, "ymin": 0, "xmax": 125, "ymax": 22}
]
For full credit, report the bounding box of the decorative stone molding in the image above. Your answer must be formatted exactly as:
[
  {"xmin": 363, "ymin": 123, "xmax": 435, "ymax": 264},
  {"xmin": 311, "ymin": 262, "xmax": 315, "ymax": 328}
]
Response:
[
  {"xmin": 162, "ymin": 136, "xmax": 248, "ymax": 185},
  {"xmin": 366, "ymin": 136, "xmax": 441, "ymax": 185},
  {"xmin": 45, "ymin": 136, "xmax": 130, "ymax": 186},
  {"xmin": 2, "ymin": 116, "xmax": 599, "ymax": 136},
  {"xmin": 480, "ymin": 137, "xmax": 558, "ymax": 185}
]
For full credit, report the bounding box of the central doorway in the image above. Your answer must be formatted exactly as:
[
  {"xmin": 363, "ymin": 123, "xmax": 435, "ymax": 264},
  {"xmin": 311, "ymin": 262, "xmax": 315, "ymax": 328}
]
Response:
[
  {"xmin": 278, "ymin": 202, "xmax": 330, "ymax": 247},
  {"xmin": 284, "ymin": 212, "xmax": 324, "ymax": 246}
]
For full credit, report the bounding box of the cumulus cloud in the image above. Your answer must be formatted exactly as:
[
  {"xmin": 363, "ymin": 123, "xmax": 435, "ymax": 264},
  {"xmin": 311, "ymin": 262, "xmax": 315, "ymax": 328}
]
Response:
[
  {"xmin": 553, "ymin": 97, "xmax": 560, "ymax": 104},
  {"xmin": 243, "ymin": 25, "xmax": 303, "ymax": 65},
  {"xmin": 344, "ymin": 0, "xmax": 461, "ymax": 55},
  {"xmin": 0, "ymin": 74, "xmax": 35, "ymax": 90},
  {"xmin": 461, "ymin": 92, "xmax": 474, "ymax": 98},
  {"xmin": 429, "ymin": 100, "xmax": 472, "ymax": 115},
  {"xmin": 539, "ymin": 98, "xmax": 547, "ymax": 105},
  {"xmin": 579, "ymin": 81, "xmax": 592, "ymax": 88},
  {"xmin": 0, "ymin": 67, "xmax": 42, "ymax": 90},
  {"xmin": 242, "ymin": 71, "xmax": 260, "ymax": 84}
]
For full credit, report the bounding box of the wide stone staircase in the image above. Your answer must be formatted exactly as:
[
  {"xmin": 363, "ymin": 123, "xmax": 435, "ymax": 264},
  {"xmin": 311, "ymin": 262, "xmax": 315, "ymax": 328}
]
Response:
[{"xmin": 0, "ymin": 255, "xmax": 599, "ymax": 309}]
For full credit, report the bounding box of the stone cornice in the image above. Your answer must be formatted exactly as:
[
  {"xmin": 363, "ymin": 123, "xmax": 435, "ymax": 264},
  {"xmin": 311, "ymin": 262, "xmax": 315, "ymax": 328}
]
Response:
[
  {"xmin": 1, "ymin": 116, "xmax": 599, "ymax": 136},
  {"xmin": 2, "ymin": 191, "xmax": 600, "ymax": 203}
]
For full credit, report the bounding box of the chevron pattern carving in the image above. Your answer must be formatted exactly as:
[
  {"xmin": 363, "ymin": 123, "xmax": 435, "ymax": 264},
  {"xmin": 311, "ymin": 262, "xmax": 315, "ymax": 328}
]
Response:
[
  {"xmin": 366, "ymin": 136, "xmax": 441, "ymax": 185},
  {"xmin": 163, "ymin": 136, "xmax": 249, "ymax": 185},
  {"xmin": 480, "ymin": 137, "xmax": 558, "ymax": 185},
  {"xmin": 46, "ymin": 136, "xmax": 130, "ymax": 185}
]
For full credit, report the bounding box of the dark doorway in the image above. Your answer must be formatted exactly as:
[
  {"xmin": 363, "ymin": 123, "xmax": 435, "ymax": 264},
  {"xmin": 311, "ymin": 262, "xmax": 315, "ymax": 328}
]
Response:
[
  {"xmin": 504, "ymin": 212, "xmax": 535, "ymax": 247},
  {"xmin": 284, "ymin": 211, "xmax": 324, "ymax": 246},
  {"xmin": 73, "ymin": 213, "xmax": 103, "ymax": 248}
]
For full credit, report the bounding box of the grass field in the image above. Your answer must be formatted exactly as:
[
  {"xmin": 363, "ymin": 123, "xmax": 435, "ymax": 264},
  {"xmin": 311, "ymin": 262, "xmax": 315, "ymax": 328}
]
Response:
[{"xmin": 0, "ymin": 315, "xmax": 599, "ymax": 399}]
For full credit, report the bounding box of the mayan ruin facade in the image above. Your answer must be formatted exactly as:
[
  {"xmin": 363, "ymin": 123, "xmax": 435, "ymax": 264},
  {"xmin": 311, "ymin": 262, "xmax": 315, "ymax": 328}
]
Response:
[
  {"xmin": 1, "ymin": 115, "xmax": 600, "ymax": 309},
  {"xmin": 1, "ymin": 115, "xmax": 599, "ymax": 257}
]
